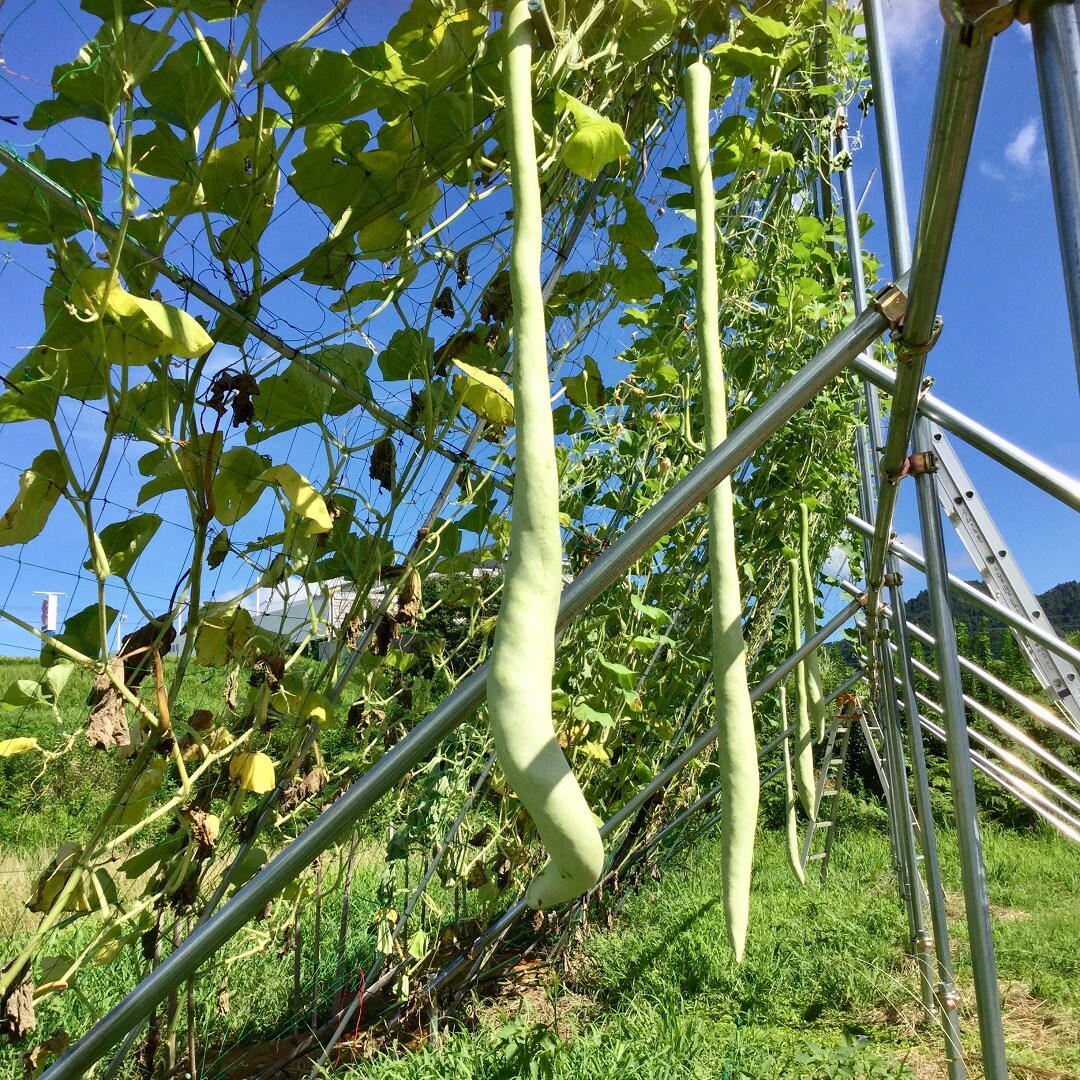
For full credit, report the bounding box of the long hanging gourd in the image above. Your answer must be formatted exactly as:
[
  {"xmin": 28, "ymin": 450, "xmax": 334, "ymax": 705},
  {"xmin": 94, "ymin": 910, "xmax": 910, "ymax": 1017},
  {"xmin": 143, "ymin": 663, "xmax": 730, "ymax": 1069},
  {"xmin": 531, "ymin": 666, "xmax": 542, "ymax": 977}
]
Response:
[
  {"xmin": 799, "ymin": 499, "xmax": 827, "ymax": 742},
  {"xmin": 486, "ymin": 0, "xmax": 604, "ymax": 909},
  {"xmin": 787, "ymin": 556, "xmax": 816, "ymax": 816},
  {"xmin": 685, "ymin": 57, "xmax": 759, "ymax": 962},
  {"xmin": 779, "ymin": 684, "xmax": 806, "ymax": 885}
]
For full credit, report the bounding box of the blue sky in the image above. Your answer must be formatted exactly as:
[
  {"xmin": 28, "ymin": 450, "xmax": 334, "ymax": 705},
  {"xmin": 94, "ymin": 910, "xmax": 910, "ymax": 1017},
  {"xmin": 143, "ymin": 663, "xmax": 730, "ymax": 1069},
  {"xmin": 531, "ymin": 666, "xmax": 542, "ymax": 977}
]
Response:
[{"xmin": 0, "ymin": 1, "xmax": 1076, "ymax": 656}]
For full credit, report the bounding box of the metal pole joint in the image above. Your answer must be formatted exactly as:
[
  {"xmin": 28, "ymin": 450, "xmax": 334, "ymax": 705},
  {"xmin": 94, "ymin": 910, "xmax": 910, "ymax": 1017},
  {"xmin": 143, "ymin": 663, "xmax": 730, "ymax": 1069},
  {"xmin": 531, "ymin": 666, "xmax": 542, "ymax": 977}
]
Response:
[
  {"xmin": 888, "ymin": 450, "xmax": 938, "ymax": 484},
  {"xmin": 870, "ymin": 281, "xmax": 909, "ymax": 328},
  {"xmin": 883, "ymin": 571, "xmax": 904, "ymax": 587},
  {"xmin": 941, "ymin": 0, "xmax": 1025, "ymax": 39},
  {"xmin": 897, "ymin": 315, "xmax": 945, "ymax": 361}
]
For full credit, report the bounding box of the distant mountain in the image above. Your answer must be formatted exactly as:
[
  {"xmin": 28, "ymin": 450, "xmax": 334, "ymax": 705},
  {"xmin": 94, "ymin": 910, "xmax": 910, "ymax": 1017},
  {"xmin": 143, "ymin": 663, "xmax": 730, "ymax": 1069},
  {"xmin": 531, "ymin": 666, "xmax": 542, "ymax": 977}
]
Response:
[{"xmin": 904, "ymin": 579, "xmax": 1080, "ymax": 649}]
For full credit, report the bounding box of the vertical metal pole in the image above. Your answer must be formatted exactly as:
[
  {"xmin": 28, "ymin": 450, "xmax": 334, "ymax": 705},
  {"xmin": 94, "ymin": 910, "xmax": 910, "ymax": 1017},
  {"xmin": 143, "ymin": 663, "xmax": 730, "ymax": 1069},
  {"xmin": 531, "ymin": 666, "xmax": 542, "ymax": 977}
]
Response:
[
  {"xmin": 1031, "ymin": 0, "xmax": 1080, "ymax": 390},
  {"xmin": 863, "ymin": 0, "xmax": 914, "ymax": 277},
  {"xmin": 913, "ymin": 419, "xmax": 1009, "ymax": 1080},
  {"xmin": 889, "ymin": 588, "xmax": 967, "ymax": 1080},
  {"xmin": 878, "ymin": 644, "xmax": 937, "ymax": 1018}
]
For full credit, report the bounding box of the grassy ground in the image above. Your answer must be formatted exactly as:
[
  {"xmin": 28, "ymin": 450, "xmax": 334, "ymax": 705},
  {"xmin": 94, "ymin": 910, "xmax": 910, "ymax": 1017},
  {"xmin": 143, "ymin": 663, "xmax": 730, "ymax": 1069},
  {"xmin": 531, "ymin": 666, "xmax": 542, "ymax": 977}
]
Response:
[{"xmin": 335, "ymin": 816, "xmax": 1080, "ymax": 1080}]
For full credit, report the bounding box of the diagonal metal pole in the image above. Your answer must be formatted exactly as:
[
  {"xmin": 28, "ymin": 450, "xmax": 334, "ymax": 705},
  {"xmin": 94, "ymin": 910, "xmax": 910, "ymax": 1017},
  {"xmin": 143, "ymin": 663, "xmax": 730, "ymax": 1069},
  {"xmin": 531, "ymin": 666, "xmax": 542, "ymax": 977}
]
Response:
[
  {"xmin": 1031, "ymin": 0, "xmax": 1080, "ymax": 390},
  {"xmin": 912, "ymin": 418, "xmax": 1009, "ymax": 1080},
  {"xmin": 40, "ymin": 288, "xmax": 902, "ymax": 1080},
  {"xmin": 863, "ymin": 26, "xmax": 992, "ymax": 650}
]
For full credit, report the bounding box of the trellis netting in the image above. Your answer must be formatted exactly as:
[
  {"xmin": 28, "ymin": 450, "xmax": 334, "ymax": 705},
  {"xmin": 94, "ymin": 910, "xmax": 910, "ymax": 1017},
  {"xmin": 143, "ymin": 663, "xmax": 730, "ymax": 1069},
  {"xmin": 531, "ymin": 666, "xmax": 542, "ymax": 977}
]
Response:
[{"xmin": 0, "ymin": 1, "xmax": 1074, "ymax": 1077}]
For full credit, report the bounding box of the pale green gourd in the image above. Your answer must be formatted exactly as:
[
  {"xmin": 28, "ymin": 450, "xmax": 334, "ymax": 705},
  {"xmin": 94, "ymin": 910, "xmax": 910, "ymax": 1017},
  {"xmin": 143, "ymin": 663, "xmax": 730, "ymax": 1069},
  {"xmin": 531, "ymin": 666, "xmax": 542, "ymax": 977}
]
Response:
[
  {"xmin": 788, "ymin": 556, "xmax": 816, "ymax": 817},
  {"xmin": 779, "ymin": 684, "xmax": 806, "ymax": 885},
  {"xmin": 799, "ymin": 500, "xmax": 827, "ymax": 743},
  {"xmin": 685, "ymin": 57, "xmax": 759, "ymax": 962},
  {"xmin": 487, "ymin": 0, "xmax": 604, "ymax": 910}
]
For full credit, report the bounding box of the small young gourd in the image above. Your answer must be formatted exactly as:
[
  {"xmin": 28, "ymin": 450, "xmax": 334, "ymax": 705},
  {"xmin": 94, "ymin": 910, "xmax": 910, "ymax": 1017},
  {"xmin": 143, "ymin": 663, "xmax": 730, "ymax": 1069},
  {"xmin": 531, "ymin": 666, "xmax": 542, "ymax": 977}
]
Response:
[
  {"xmin": 685, "ymin": 56, "xmax": 759, "ymax": 962},
  {"xmin": 788, "ymin": 556, "xmax": 816, "ymax": 817},
  {"xmin": 779, "ymin": 684, "xmax": 806, "ymax": 885},
  {"xmin": 486, "ymin": 0, "xmax": 604, "ymax": 909},
  {"xmin": 799, "ymin": 500, "xmax": 827, "ymax": 742}
]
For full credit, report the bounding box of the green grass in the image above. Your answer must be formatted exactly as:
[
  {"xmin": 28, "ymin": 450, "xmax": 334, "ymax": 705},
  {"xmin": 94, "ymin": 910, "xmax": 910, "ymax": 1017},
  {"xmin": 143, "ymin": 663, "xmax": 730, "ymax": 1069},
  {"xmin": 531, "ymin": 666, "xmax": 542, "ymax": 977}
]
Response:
[{"xmin": 337, "ymin": 820, "xmax": 1080, "ymax": 1080}]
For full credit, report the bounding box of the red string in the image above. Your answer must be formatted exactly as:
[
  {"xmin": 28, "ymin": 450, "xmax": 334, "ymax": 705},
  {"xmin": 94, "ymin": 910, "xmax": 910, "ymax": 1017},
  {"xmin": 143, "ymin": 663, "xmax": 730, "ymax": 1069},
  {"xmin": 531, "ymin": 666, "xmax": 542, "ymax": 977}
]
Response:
[{"xmin": 333, "ymin": 968, "xmax": 366, "ymax": 1068}]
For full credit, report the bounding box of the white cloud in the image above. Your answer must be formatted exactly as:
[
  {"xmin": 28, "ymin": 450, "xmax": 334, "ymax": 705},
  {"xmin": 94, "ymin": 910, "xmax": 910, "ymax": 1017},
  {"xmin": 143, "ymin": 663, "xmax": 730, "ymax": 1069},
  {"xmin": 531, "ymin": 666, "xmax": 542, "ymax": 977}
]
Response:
[
  {"xmin": 1004, "ymin": 119, "xmax": 1039, "ymax": 168},
  {"xmin": 880, "ymin": 0, "xmax": 940, "ymax": 60},
  {"xmin": 978, "ymin": 159, "xmax": 1006, "ymax": 182}
]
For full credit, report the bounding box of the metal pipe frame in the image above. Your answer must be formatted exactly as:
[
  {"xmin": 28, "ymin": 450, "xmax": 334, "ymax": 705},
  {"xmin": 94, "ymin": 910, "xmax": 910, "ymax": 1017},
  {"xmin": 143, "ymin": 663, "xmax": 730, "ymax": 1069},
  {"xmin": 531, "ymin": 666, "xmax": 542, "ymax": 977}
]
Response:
[
  {"xmin": 901, "ymin": 619, "xmax": 1080, "ymax": 756},
  {"xmin": 900, "ymin": 639, "xmax": 1080, "ymax": 787},
  {"xmin": 903, "ymin": 677, "xmax": 1080, "ymax": 821},
  {"xmin": 847, "ymin": 513, "xmax": 1080, "ymax": 674},
  {"xmin": 877, "ymin": 643, "xmax": 938, "ymax": 1016},
  {"xmin": 1031, "ymin": 0, "xmax": 1080, "ymax": 389},
  {"xmin": 864, "ymin": 28, "xmax": 992, "ymax": 653},
  {"xmin": 852, "ymin": 353, "xmax": 1080, "ymax": 512},
  {"xmin": 41, "ymin": 292, "xmax": 895, "ymax": 1080},
  {"xmin": 916, "ymin": 706, "xmax": 1080, "ymax": 843},
  {"xmin": 886, "ymin": 584, "xmax": 967, "ymax": 1079},
  {"xmin": 913, "ymin": 420, "xmax": 1009, "ymax": 1080}
]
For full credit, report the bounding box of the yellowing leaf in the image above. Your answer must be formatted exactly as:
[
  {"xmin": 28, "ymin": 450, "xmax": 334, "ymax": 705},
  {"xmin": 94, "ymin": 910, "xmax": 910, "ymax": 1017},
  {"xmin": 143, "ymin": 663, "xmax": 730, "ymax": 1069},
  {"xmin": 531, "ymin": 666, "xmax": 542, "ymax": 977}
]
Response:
[
  {"xmin": 73, "ymin": 269, "xmax": 213, "ymax": 363},
  {"xmin": 258, "ymin": 464, "xmax": 333, "ymax": 535},
  {"xmin": 195, "ymin": 604, "xmax": 256, "ymax": 668},
  {"xmin": 0, "ymin": 450, "xmax": 67, "ymax": 547},
  {"xmin": 556, "ymin": 90, "xmax": 630, "ymax": 180},
  {"xmin": 579, "ymin": 741, "xmax": 610, "ymax": 763},
  {"xmin": 452, "ymin": 359, "xmax": 514, "ymax": 425},
  {"xmin": 229, "ymin": 751, "xmax": 275, "ymax": 793},
  {"xmin": 0, "ymin": 737, "xmax": 39, "ymax": 756},
  {"xmin": 271, "ymin": 688, "xmax": 335, "ymax": 728}
]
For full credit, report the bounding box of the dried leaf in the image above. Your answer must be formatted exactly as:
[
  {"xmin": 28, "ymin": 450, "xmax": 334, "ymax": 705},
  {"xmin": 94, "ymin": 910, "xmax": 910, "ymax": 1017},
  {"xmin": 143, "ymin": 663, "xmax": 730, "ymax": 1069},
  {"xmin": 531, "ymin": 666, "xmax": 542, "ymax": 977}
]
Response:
[
  {"xmin": 207, "ymin": 528, "xmax": 229, "ymax": 569},
  {"xmin": 479, "ymin": 269, "xmax": 511, "ymax": 323},
  {"xmin": 24, "ymin": 1029, "xmax": 69, "ymax": 1077},
  {"xmin": 119, "ymin": 619, "xmax": 176, "ymax": 689},
  {"xmin": 280, "ymin": 767, "xmax": 328, "ymax": 813},
  {"xmin": 434, "ymin": 286, "xmax": 455, "ymax": 318},
  {"xmin": 224, "ymin": 667, "xmax": 239, "ymax": 711},
  {"xmin": 397, "ymin": 568, "xmax": 422, "ymax": 627},
  {"xmin": 85, "ymin": 664, "xmax": 129, "ymax": 751},
  {"xmin": 216, "ymin": 984, "xmax": 230, "ymax": 1017},
  {"xmin": 185, "ymin": 809, "xmax": 220, "ymax": 849},
  {"xmin": 369, "ymin": 437, "xmax": 395, "ymax": 494},
  {"xmin": 0, "ymin": 965, "xmax": 35, "ymax": 1039},
  {"xmin": 204, "ymin": 370, "xmax": 259, "ymax": 427}
]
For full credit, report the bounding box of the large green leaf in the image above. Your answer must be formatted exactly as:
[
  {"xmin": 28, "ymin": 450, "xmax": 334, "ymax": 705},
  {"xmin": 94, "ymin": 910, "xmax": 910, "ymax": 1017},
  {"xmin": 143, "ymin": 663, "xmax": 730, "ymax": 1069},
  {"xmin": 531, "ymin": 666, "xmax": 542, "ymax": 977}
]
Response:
[
  {"xmin": 377, "ymin": 329, "xmax": 434, "ymax": 382},
  {"xmin": 86, "ymin": 515, "xmax": 163, "ymax": 579},
  {"xmin": 614, "ymin": 247, "xmax": 664, "ymax": 302},
  {"xmin": 0, "ymin": 152, "xmax": 102, "ymax": 245},
  {"xmin": 610, "ymin": 192, "xmax": 658, "ymax": 251},
  {"xmin": 0, "ymin": 451, "xmax": 67, "ymax": 547},
  {"xmin": 212, "ymin": 447, "xmax": 271, "ymax": 525},
  {"xmin": 140, "ymin": 37, "xmax": 232, "ymax": 132},
  {"xmin": 138, "ymin": 433, "xmax": 221, "ymax": 505},
  {"xmin": 267, "ymin": 47, "xmax": 371, "ymax": 127},
  {"xmin": 109, "ymin": 377, "xmax": 183, "ymax": 441},
  {"xmin": 41, "ymin": 604, "xmax": 118, "ymax": 667},
  {"xmin": 561, "ymin": 356, "xmax": 606, "ymax": 409},
  {"xmin": 555, "ymin": 91, "xmax": 630, "ymax": 181},
  {"xmin": 26, "ymin": 23, "xmax": 174, "ymax": 129}
]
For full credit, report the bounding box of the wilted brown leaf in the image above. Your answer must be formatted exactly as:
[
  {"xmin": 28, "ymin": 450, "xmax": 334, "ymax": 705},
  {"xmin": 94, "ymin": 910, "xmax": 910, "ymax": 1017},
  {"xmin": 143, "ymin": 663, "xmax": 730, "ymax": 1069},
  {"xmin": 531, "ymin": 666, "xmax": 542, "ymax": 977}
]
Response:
[
  {"xmin": 434, "ymin": 286, "xmax": 455, "ymax": 318},
  {"xmin": 397, "ymin": 568, "xmax": 422, "ymax": 627},
  {"xmin": 86, "ymin": 664, "xmax": 128, "ymax": 751},
  {"xmin": 280, "ymin": 767, "xmax": 328, "ymax": 814},
  {"xmin": 23, "ymin": 1029, "xmax": 69, "ymax": 1076},
  {"xmin": 207, "ymin": 528, "xmax": 229, "ymax": 569},
  {"xmin": 0, "ymin": 965, "xmax": 35, "ymax": 1039},
  {"xmin": 369, "ymin": 437, "xmax": 395, "ymax": 494},
  {"xmin": 119, "ymin": 619, "xmax": 176, "ymax": 689}
]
